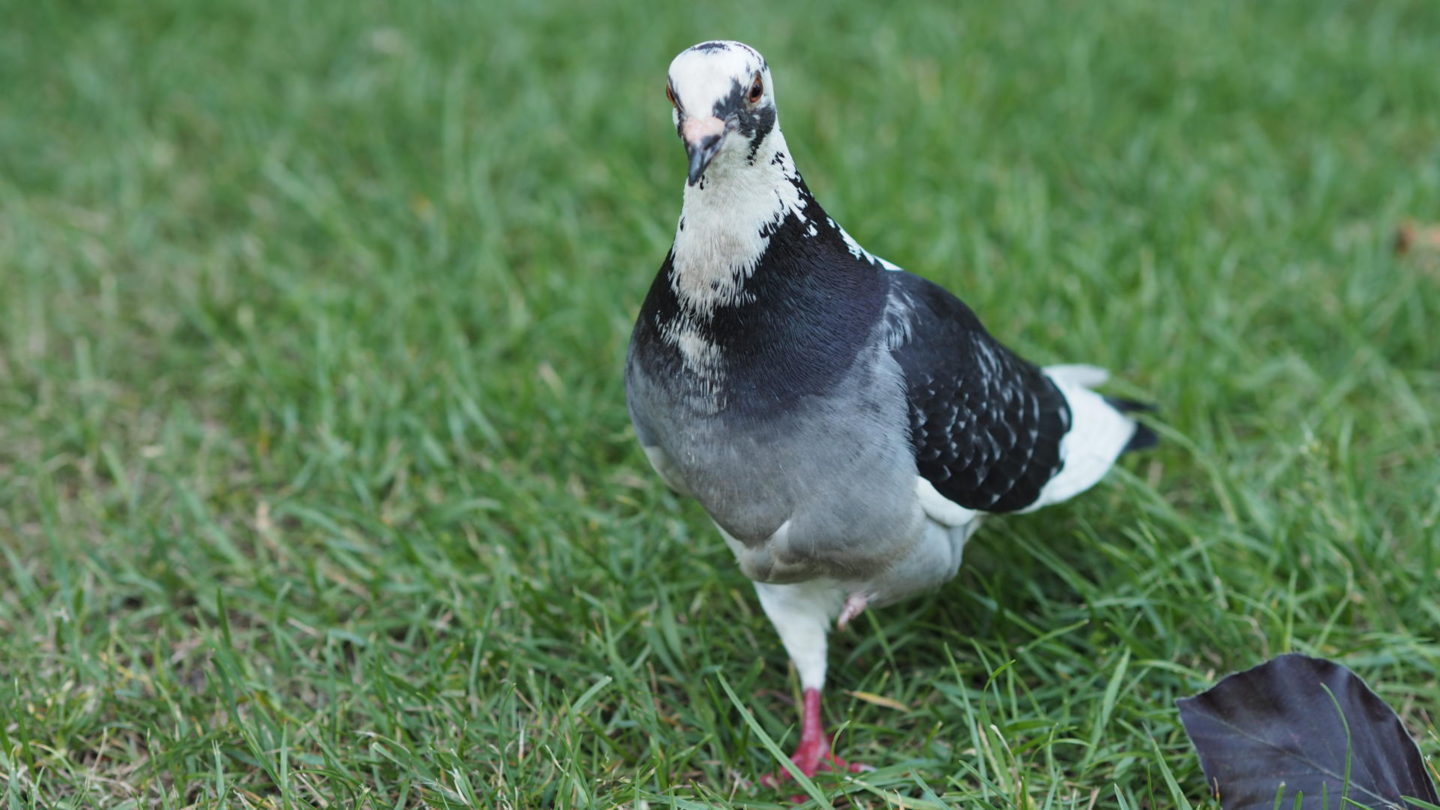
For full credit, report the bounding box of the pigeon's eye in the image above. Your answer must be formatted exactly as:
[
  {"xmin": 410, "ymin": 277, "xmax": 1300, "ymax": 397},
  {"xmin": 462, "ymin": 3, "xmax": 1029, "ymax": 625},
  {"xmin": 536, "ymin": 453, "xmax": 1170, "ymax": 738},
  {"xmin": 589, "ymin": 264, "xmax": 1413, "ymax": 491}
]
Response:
[
  {"xmin": 666, "ymin": 82, "xmax": 678, "ymax": 108},
  {"xmin": 748, "ymin": 74, "xmax": 764, "ymax": 104}
]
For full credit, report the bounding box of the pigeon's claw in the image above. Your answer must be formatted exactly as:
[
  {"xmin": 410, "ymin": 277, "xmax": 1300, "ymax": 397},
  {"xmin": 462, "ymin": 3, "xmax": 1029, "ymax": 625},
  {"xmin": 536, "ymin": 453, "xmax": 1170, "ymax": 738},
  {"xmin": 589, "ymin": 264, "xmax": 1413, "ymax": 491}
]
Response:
[
  {"xmin": 759, "ymin": 746, "xmax": 871, "ymax": 797},
  {"xmin": 836, "ymin": 592, "xmax": 869, "ymax": 631},
  {"xmin": 767, "ymin": 742, "xmax": 872, "ymax": 780},
  {"xmin": 758, "ymin": 688, "xmax": 872, "ymax": 799}
]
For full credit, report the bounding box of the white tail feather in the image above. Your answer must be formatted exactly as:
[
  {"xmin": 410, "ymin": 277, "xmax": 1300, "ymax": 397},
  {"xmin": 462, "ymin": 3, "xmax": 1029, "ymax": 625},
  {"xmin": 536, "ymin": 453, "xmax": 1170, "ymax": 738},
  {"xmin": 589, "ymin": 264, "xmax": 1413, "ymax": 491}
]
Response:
[
  {"xmin": 1022, "ymin": 369, "xmax": 1138, "ymax": 512},
  {"xmin": 1043, "ymin": 363, "xmax": 1111, "ymax": 387}
]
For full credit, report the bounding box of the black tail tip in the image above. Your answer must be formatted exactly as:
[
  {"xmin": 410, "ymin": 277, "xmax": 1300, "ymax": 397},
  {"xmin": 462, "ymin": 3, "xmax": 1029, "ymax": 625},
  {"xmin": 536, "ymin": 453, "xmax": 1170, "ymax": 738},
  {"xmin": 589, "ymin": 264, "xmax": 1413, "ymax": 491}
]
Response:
[
  {"xmin": 1123, "ymin": 423, "xmax": 1160, "ymax": 453},
  {"xmin": 1104, "ymin": 396, "xmax": 1158, "ymax": 415},
  {"xmin": 1104, "ymin": 396, "xmax": 1159, "ymax": 453}
]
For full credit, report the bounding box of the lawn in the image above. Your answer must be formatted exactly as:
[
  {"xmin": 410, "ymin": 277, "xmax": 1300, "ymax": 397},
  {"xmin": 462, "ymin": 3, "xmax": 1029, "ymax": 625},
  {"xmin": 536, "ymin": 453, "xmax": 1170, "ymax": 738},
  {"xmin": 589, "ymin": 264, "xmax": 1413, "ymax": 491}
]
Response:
[{"xmin": 2, "ymin": 0, "xmax": 1438, "ymax": 807}]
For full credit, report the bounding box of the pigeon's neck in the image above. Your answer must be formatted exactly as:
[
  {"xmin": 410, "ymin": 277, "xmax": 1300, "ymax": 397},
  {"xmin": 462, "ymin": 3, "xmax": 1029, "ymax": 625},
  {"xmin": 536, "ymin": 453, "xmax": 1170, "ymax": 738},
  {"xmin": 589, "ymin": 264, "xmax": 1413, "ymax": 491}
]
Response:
[
  {"xmin": 646, "ymin": 128, "xmax": 893, "ymax": 411},
  {"xmin": 669, "ymin": 129, "xmax": 809, "ymax": 314}
]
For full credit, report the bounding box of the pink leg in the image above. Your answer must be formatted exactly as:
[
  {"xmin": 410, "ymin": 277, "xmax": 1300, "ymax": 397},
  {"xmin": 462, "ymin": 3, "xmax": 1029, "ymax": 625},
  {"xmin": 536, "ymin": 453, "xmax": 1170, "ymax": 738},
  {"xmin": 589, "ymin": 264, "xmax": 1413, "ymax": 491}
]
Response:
[
  {"xmin": 836, "ymin": 592, "xmax": 868, "ymax": 631},
  {"xmin": 760, "ymin": 688, "xmax": 871, "ymax": 792}
]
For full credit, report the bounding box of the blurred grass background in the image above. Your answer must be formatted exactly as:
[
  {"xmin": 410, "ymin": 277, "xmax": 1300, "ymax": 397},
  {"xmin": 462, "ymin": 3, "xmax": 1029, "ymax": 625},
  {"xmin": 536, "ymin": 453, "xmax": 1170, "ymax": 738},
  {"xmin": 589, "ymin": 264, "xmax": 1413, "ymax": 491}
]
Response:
[{"xmin": 1, "ymin": 0, "xmax": 1438, "ymax": 806}]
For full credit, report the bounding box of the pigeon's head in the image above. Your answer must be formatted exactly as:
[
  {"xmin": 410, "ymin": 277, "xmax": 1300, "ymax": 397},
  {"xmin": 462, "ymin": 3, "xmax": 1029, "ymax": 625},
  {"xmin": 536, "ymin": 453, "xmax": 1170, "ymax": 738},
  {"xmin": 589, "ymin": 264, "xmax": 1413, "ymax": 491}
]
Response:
[{"xmin": 665, "ymin": 41, "xmax": 778, "ymax": 186}]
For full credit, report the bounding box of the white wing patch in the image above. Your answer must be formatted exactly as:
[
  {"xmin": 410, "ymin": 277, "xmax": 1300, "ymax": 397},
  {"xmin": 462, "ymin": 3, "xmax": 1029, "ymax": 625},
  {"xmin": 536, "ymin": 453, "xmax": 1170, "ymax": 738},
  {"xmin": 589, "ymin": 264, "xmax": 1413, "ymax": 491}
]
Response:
[{"xmin": 915, "ymin": 476, "xmax": 980, "ymax": 527}]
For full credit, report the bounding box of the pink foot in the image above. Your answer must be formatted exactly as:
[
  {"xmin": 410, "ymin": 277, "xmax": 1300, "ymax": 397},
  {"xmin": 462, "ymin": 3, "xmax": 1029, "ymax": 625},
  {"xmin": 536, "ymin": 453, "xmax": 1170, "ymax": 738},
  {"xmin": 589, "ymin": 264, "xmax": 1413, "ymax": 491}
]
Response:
[
  {"xmin": 836, "ymin": 592, "xmax": 869, "ymax": 631},
  {"xmin": 759, "ymin": 688, "xmax": 872, "ymax": 796}
]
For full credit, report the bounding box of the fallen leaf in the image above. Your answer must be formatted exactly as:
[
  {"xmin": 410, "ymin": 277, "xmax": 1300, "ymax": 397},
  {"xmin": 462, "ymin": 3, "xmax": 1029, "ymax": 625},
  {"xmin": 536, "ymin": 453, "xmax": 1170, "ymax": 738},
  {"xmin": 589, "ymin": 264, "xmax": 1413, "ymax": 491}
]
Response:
[{"xmin": 1178, "ymin": 654, "xmax": 1438, "ymax": 809}]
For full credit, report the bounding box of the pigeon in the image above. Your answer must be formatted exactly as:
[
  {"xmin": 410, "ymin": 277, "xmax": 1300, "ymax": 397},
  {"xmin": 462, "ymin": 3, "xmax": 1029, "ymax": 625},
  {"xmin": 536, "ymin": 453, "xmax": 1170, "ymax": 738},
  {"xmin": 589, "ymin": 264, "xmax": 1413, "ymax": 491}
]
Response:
[{"xmin": 624, "ymin": 40, "xmax": 1156, "ymax": 785}]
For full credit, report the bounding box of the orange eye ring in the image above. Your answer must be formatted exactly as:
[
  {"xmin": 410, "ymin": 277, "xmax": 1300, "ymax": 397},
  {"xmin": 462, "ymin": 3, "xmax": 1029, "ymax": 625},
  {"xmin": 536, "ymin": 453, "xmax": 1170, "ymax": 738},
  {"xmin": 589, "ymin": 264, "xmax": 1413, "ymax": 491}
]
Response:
[{"xmin": 747, "ymin": 74, "xmax": 764, "ymax": 104}]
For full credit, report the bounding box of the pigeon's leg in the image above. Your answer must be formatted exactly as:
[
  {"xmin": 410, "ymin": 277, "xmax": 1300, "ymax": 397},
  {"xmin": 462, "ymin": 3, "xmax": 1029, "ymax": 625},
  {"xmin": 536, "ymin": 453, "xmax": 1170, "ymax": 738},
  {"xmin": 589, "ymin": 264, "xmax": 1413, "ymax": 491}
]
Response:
[
  {"xmin": 754, "ymin": 582, "xmax": 872, "ymax": 790},
  {"xmin": 835, "ymin": 592, "xmax": 869, "ymax": 631}
]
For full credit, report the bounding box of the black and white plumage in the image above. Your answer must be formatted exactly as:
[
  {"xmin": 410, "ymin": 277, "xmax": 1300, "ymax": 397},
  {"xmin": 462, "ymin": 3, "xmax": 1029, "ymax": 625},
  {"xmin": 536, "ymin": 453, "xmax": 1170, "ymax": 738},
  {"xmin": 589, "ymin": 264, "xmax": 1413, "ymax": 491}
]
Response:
[{"xmin": 625, "ymin": 41, "xmax": 1155, "ymax": 783}]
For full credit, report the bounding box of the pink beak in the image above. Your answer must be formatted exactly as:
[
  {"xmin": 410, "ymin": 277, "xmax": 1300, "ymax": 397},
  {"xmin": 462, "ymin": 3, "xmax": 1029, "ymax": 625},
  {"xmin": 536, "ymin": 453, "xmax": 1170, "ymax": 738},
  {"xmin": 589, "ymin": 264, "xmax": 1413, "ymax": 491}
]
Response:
[{"xmin": 681, "ymin": 116, "xmax": 726, "ymax": 185}]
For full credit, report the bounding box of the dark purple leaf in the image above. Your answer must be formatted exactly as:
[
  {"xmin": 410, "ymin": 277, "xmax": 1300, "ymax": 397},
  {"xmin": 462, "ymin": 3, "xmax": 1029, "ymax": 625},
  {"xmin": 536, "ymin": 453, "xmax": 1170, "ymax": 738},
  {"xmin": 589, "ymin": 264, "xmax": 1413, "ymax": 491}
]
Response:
[{"xmin": 1178, "ymin": 654, "xmax": 1438, "ymax": 809}]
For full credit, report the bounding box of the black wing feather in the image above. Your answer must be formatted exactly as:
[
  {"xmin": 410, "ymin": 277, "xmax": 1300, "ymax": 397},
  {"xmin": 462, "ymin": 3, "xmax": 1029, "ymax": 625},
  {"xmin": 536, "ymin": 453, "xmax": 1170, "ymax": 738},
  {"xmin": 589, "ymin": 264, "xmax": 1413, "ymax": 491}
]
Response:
[{"xmin": 888, "ymin": 273, "xmax": 1071, "ymax": 513}]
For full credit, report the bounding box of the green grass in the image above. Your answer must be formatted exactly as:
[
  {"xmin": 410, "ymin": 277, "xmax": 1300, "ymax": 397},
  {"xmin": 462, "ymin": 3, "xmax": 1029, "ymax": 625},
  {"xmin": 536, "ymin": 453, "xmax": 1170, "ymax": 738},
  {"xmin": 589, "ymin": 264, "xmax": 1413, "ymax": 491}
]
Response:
[{"xmin": 2, "ymin": 0, "xmax": 1438, "ymax": 806}]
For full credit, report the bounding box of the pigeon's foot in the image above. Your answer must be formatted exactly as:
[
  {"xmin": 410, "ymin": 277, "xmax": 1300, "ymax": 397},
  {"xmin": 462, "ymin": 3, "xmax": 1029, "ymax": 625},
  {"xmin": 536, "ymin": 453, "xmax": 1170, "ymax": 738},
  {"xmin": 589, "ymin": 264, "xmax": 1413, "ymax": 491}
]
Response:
[
  {"xmin": 759, "ymin": 688, "xmax": 872, "ymax": 797},
  {"xmin": 835, "ymin": 592, "xmax": 869, "ymax": 631},
  {"xmin": 757, "ymin": 743, "xmax": 870, "ymax": 787}
]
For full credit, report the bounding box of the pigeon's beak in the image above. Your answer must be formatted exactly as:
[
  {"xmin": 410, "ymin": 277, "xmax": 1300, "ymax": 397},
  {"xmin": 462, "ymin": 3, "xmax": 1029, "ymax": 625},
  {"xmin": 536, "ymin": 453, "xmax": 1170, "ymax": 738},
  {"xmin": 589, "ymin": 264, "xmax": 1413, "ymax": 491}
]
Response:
[{"xmin": 681, "ymin": 116, "xmax": 727, "ymax": 186}]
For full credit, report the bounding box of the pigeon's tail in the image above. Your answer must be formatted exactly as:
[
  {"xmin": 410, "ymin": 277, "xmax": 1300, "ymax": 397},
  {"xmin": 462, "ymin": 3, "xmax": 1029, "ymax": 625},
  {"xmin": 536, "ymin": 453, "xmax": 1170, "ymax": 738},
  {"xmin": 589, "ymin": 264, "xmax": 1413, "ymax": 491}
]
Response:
[
  {"xmin": 1045, "ymin": 364, "xmax": 1159, "ymax": 455},
  {"xmin": 1023, "ymin": 365, "xmax": 1157, "ymax": 512},
  {"xmin": 1104, "ymin": 396, "xmax": 1159, "ymax": 454}
]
